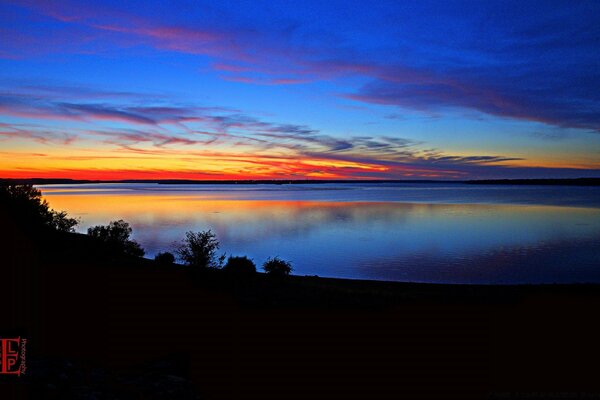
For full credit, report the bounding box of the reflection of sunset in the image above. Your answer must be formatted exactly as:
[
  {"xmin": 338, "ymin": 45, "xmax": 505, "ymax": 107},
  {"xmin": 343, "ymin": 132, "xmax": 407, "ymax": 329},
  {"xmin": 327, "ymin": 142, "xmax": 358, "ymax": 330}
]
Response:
[
  {"xmin": 38, "ymin": 185, "xmax": 600, "ymax": 283},
  {"xmin": 44, "ymin": 192, "xmax": 411, "ymax": 223},
  {"xmin": 43, "ymin": 189, "xmax": 600, "ymax": 225}
]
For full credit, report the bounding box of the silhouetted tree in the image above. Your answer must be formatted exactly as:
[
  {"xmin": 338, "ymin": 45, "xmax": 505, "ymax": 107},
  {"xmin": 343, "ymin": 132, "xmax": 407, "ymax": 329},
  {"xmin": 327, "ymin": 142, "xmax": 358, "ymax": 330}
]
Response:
[
  {"xmin": 50, "ymin": 210, "xmax": 79, "ymax": 232},
  {"xmin": 0, "ymin": 183, "xmax": 78, "ymax": 232},
  {"xmin": 177, "ymin": 230, "xmax": 223, "ymax": 268},
  {"xmin": 223, "ymin": 256, "xmax": 256, "ymax": 275},
  {"xmin": 263, "ymin": 257, "xmax": 293, "ymax": 276},
  {"xmin": 87, "ymin": 220, "xmax": 145, "ymax": 257},
  {"xmin": 155, "ymin": 251, "xmax": 175, "ymax": 265}
]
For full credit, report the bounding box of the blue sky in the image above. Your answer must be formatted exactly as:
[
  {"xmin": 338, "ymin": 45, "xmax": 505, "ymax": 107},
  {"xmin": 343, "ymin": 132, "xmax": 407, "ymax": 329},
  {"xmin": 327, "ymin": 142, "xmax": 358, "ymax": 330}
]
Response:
[{"xmin": 1, "ymin": 0, "xmax": 599, "ymax": 179}]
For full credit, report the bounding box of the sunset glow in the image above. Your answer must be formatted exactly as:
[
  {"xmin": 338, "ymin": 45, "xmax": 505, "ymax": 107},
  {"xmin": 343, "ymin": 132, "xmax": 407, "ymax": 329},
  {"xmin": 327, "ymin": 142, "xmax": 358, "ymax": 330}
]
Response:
[{"xmin": 1, "ymin": 1, "xmax": 599, "ymax": 180}]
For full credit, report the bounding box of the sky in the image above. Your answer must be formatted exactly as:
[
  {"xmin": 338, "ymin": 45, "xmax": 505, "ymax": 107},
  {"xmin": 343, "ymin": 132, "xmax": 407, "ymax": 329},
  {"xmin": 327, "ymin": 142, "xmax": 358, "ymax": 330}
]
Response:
[{"xmin": 0, "ymin": 0, "xmax": 599, "ymax": 180}]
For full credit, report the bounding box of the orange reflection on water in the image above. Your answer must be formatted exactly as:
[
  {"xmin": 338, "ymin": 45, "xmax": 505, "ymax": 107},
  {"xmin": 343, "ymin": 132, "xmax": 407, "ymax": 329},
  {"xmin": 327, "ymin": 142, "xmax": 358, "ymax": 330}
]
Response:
[
  {"xmin": 38, "ymin": 187, "xmax": 600, "ymax": 284},
  {"xmin": 43, "ymin": 192, "xmax": 411, "ymax": 227},
  {"xmin": 43, "ymin": 191, "xmax": 600, "ymax": 241}
]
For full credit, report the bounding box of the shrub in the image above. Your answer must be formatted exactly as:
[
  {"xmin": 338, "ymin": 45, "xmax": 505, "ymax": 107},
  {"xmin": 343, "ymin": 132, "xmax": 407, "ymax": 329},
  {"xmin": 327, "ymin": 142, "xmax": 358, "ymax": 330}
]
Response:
[
  {"xmin": 176, "ymin": 230, "xmax": 221, "ymax": 268},
  {"xmin": 87, "ymin": 219, "xmax": 145, "ymax": 257},
  {"xmin": 262, "ymin": 257, "xmax": 293, "ymax": 276},
  {"xmin": 0, "ymin": 183, "xmax": 79, "ymax": 232},
  {"xmin": 155, "ymin": 251, "xmax": 175, "ymax": 265},
  {"xmin": 223, "ymin": 256, "xmax": 256, "ymax": 275},
  {"xmin": 50, "ymin": 210, "xmax": 79, "ymax": 233}
]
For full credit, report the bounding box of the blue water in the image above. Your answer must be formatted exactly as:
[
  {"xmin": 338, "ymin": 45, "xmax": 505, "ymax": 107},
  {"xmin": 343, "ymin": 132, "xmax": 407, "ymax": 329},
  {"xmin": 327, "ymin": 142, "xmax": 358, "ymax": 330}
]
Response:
[{"xmin": 39, "ymin": 183, "xmax": 600, "ymax": 284}]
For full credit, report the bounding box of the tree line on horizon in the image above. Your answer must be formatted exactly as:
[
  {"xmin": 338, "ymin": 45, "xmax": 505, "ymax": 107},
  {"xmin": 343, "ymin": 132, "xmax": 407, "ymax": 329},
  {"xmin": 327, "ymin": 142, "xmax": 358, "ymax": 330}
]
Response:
[{"xmin": 1, "ymin": 183, "xmax": 292, "ymax": 276}]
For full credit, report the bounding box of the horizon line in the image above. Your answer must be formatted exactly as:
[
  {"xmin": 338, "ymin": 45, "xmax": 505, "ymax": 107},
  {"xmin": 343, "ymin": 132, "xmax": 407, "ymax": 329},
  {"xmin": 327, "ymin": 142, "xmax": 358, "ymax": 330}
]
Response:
[{"xmin": 2, "ymin": 177, "xmax": 600, "ymax": 186}]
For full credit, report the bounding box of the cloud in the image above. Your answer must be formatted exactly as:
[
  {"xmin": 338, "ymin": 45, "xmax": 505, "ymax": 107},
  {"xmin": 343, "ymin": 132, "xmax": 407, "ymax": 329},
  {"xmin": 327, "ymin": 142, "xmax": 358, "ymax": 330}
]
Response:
[
  {"xmin": 346, "ymin": 77, "xmax": 600, "ymax": 132},
  {"xmin": 1, "ymin": 82, "xmax": 598, "ymax": 180},
  {"xmin": 0, "ymin": 122, "xmax": 77, "ymax": 144},
  {"xmin": 5, "ymin": 0, "xmax": 599, "ymax": 132},
  {"xmin": 0, "ymin": 89, "xmax": 233, "ymax": 127}
]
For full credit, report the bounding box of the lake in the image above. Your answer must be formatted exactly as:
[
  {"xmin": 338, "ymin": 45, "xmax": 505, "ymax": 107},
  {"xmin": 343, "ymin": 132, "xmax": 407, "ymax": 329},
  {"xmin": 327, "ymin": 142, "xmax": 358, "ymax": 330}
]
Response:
[{"xmin": 39, "ymin": 183, "xmax": 600, "ymax": 284}]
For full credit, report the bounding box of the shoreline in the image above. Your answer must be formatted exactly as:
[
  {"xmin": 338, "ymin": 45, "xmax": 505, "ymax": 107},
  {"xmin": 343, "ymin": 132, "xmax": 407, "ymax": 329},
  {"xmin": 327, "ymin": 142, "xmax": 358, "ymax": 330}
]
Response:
[
  {"xmin": 4, "ymin": 219, "xmax": 600, "ymax": 397},
  {"xmin": 30, "ymin": 230, "xmax": 600, "ymax": 303}
]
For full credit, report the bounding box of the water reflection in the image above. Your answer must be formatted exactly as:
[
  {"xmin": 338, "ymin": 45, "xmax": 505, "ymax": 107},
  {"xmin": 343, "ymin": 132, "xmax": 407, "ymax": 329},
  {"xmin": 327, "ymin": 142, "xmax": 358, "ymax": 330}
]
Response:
[{"xmin": 40, "ymin": 185, "xmax": 600, "ymax": 284}]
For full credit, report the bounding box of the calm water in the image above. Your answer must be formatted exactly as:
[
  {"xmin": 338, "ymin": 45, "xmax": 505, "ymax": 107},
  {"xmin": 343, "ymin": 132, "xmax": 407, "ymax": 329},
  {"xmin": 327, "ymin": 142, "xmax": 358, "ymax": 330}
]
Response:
[{"xmin": 39, "ymin": 183, "xmax": 600, "ymax": 284}]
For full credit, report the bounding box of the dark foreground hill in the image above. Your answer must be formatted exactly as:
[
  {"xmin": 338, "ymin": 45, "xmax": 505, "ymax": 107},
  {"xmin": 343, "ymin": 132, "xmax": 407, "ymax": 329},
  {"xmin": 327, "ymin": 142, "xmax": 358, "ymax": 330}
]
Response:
[{"xmin": 1, "ymin": 214, "xmax": 600, "ymax": 399}]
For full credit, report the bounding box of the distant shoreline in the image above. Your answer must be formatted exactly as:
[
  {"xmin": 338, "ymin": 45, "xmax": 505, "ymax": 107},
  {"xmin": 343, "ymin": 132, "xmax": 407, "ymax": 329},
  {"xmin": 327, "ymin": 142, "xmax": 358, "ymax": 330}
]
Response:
[{"xmin": 2, "ymin": 177, "xmax": 600, "ymax": 186}]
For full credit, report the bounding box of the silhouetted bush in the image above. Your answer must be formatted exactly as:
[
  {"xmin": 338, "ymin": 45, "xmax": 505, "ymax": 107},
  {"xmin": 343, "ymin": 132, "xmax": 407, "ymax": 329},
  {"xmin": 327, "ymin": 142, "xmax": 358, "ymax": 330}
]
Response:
[
  {"xmin": 263, "ymin": 257, "xmax": 293, "ymax": 276},
  {"xmin": 0, "ymin": 183, "xmax": 79, "ymax": 232},
  {"xmin": 154, "ymin": 251, "xmax": 175, "ymax": 265},
  {"xmin": 223, "ymin": 256, "xmax": 256, "ymax": 275},
  {"xmin": 87, "ymin": 220, "xmax": 145, "ymax": 257},
  {"xmin": 177, "ymin": 230, "xmax": 223, "ymax": 268},
  {"xmin": 50, "ymin": 210, "xmax": 79, "ymax": 232}
]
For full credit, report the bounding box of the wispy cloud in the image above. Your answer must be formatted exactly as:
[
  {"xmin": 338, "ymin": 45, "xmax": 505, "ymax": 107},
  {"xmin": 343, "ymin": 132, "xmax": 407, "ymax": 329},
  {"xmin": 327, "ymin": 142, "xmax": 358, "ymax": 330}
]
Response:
[
  {"xmin": 0, "ymin": 122, "xmax": 77, "ymax": 144},
  {"xmin": 2, "ymin": 82, "xmax": 599, "ymax": 180},
  {"xmin": 4, "ymin": 1, "xmax": 599, "ymax": 132}
]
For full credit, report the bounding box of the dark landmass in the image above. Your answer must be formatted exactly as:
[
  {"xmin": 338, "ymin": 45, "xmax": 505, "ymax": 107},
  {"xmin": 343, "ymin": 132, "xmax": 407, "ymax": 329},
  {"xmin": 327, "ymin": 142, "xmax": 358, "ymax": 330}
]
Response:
[
  {"xmin": 2, "ymin": 177, "xmax": 600, "ymax": 186},
  {"xmin": 465, "ymin": 177, "xmax": 600, "ymax": 186},
  {"xmin": 2, "ymin": 209, "xmax": 600, "ymax": 399}
]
